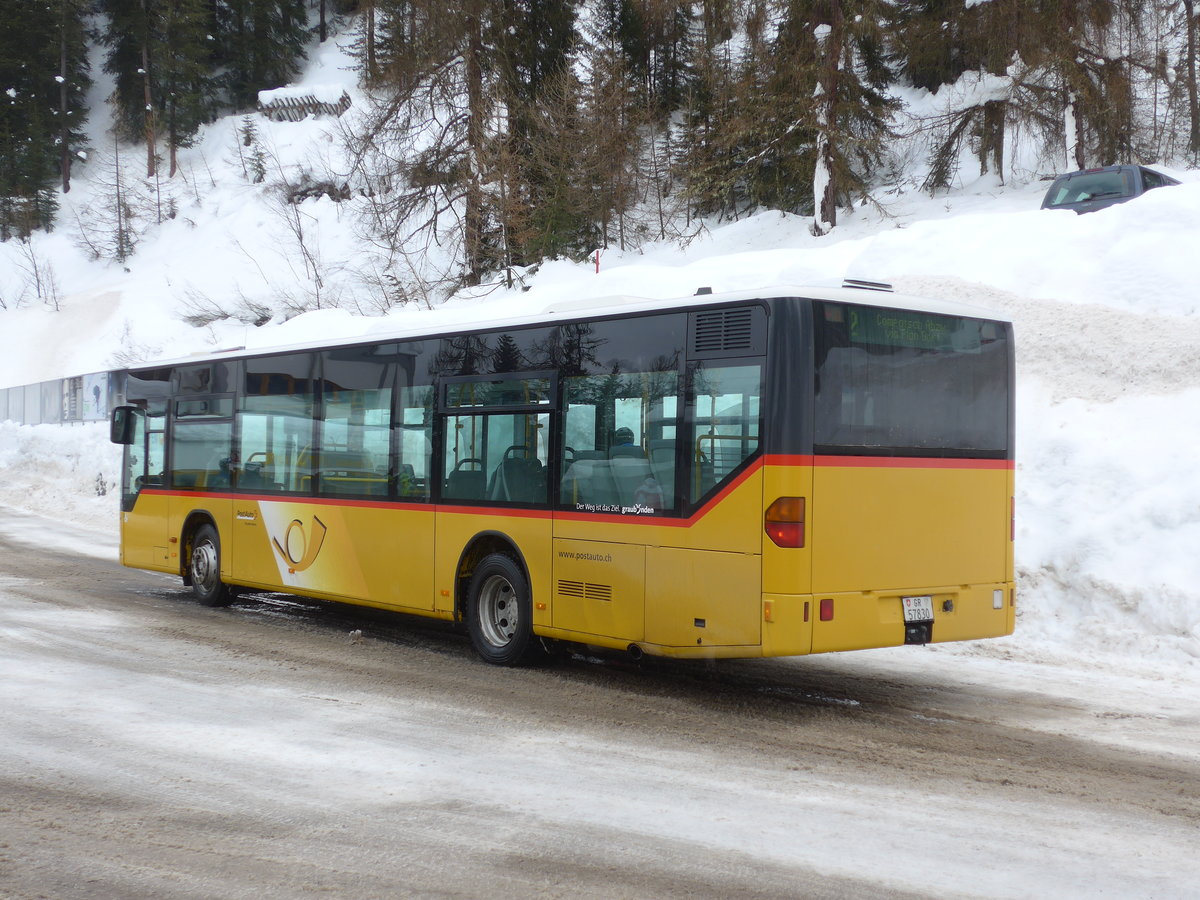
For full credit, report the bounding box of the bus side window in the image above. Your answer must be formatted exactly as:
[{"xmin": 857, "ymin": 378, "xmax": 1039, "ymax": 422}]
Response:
[
  {"xmin": 120, "ymin": 405, "xmax": 165, "ymax": 507},
  {"xmin": 169, "ymin": 396, "xmax": 235, "ymax": 491},
  {"xmin": 318, "ymin": 389, "xmax": 390, "ymax": 497},
  {"xmin": 443, "ymin": 411, "xmax": 548, "ymax": 504},
  {"xmin": 145, "ymin": 425, "xmax": 165, "ymax": 486},
  {"xmin": 171, "ymin": 420, "xmax": 234, "ymax": 489},
  {"xmin": 688, "ymin": 364, "xmax": 762, "ymax": 503},
  {"xmin": 122, "ymin": 408, "xmax": 146, "ymax": 495},
  {"xmin": 240, "ymin": 354, "xmax": 316, "ymax": 493},
  {"xmin": 561, "ymin": 370, "xmax": 679, "ymax": 513},
  {"xmin": 397, "ymin": 385, "xmax": 434, "ymax": 499}
]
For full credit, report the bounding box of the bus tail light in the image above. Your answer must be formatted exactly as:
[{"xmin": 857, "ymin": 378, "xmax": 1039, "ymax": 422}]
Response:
[{"xmin": 765, "ymin": 497, "xmax": 805, "ymax": 548}]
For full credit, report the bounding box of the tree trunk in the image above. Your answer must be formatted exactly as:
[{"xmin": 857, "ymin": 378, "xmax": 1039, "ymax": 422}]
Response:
[
  {"xmin": 165, "ymin": 0, "xmax": 177, "ymax": 178},
  {"xmin": 1063, "ymin": 85, "xmax": 1082, "ymax": 169},
  {"xmin": 464, "ymin": 9, "xmax": 486, "ymax": 286},
  {"xmin": 1186, "ymin": 0, "xmax": 1200, "ymax": 158},
  {"xmin": 366, "ymin": 1, "xmax": 377, "ymax": 82},
  {"xmin": 813, "ymin": 1, "xmax": 843, "ymax": 234},
  {"xmin": 59, "ymin": 0, "xmax": 71, "ymax": 193},
  {"xmin": 141, "ymin": 0, "xmax": 156, "ymax": 178},
  {"xmin": 114, "ymin": 142, "xmax": 128, "ymax": 262},
  {"xmin": 980, "ymin": 99, "xmax": 1005, "ymax": 180}
]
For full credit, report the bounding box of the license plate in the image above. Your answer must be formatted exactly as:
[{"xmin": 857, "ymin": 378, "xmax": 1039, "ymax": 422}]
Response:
[{"xmin": 901, "ymin": 595, "xmax": 935, "ymax": 623}]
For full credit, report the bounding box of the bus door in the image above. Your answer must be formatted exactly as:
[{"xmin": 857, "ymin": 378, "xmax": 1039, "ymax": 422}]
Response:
[
  {"xmin": 115, "ymin": 403, "xmax": 170, "ymax": 571},
  {"xmin": 435, "ymin": 373, "xmax": 554, "ymax": 617}
]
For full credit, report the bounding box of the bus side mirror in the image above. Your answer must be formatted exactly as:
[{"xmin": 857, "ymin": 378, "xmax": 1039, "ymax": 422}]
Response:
[{"xmin": 110, "ymin": 406, "xmax": 138, "ymax": 444}]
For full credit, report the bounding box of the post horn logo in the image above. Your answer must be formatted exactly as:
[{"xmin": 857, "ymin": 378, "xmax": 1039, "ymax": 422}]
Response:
[{"xmin": 271, "ymin": 515, "xmax": 328, "ymax": 574}]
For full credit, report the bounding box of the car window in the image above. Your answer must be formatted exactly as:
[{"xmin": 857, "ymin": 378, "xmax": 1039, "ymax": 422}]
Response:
[
  {"xmin": 1142, "ymin": 169, "xmax": 1164, "ymax": 189},
  {"xmin": 1045, "ymin": 170, "xmax": 1132, "ymax": 206}
]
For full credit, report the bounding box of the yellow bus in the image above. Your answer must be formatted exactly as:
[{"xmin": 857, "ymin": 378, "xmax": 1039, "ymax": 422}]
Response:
[{"xmin": 110, "ymin": 282, "xmax": 1015, "ymax": 665}]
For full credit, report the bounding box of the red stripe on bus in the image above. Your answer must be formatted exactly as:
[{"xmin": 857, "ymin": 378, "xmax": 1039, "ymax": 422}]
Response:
[
  {"xmin": 761, "ymin": 454, "xmax": 1011, "ymax": 470},
  {"xmin": 137, "ymin": 489, "xmax": 424, "ymax": 512},
  {"xmin": 810, "ymin": 455, "xmax": 1014, "ymax": 470},
  {"xmin": 137, "ymin": 464, "xmax": 763, "ymax": 528},
  {"xmin": 762, "ymin": 454, "xmax": 816, "ymax": 467},
  {"xmin": 140, "ymin": 489, "xmax": 665, "ymax": 523}
]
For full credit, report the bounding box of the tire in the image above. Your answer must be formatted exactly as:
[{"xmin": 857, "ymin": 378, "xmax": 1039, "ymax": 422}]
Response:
[
  {"xmin": 466, "ymin": 553, "xmax": 540, "ymax": 666},
  {"xmin": 189, "ymin": 524, "xmax": 235, "ymax": 607}
]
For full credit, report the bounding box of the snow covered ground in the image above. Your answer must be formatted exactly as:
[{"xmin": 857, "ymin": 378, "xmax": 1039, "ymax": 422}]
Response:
[
  {"xmin": 2, "ymin": 523, "xmax": 1195, "ymax": 900},
  {"xmin": 1, "ymin": 27, "xmax": 1199, "ymax": 898}
]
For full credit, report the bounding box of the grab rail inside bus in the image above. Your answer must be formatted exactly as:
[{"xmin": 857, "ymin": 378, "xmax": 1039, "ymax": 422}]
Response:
[{"xmin": 693, "ymin": 433, "xmax": 758, "ymax": 496}]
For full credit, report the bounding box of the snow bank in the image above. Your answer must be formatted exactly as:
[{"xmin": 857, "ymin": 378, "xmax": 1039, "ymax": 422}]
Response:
[
  {"xmin": 0, "ymin": 422, "xmax": 122, "ymax": 534},
  {"xmin": 1015, "ymin": 386, "xmax": 1200, "ymax": 669},
  {"xmin": 853, "ymin": 182, "xmax": 1200, "ymax": 317}
]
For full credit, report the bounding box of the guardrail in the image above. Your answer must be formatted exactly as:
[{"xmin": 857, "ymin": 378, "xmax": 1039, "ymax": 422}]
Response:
[{"xmin": 0, "ymin": 372, "xmax": 118, "ymax": 426}]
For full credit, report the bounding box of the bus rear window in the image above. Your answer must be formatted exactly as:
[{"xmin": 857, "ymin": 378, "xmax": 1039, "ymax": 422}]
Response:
[{"xmin": 814, "ymin": 302, "xmax": 1010, "ymax": 456}]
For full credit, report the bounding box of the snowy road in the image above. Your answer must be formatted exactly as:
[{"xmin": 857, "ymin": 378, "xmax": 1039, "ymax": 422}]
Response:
[{"xmin": 2, "ymin": 517, "xmax": 1198, "ymax": 899}]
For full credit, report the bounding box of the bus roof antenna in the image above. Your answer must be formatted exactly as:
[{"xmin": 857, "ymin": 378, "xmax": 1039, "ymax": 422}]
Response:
[{"xmin": 695, "ymin": 286, "xmax": 713, "ymax": 295}]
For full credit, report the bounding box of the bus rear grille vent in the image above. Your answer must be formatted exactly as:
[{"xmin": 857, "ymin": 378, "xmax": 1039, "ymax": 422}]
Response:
[
  {"xmin": 558, "ymin": 580, "xmax": 613, "ymax": 602},
  {"xmin": 693, "ymin": 309, "xmax": 754, "ymax": 353}
]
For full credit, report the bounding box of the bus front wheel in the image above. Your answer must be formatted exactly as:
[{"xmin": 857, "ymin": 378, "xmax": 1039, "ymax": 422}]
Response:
[
  {"xmin": 466, "ymin": 554, "xmax": 539, "ymax": 666},
  {"xmin": 190, "ymin": 524, "xmax": 235, "ymax": 608}
]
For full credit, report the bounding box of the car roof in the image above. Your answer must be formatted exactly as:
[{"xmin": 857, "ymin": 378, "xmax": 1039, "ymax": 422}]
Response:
[
  {"xmin": 1055, "ymin": 165, "xmax": 1133, "ymax": 179},
  {"xmin": 1053, "ymin": 164, "xmax": 1172, "ymax": 180}
]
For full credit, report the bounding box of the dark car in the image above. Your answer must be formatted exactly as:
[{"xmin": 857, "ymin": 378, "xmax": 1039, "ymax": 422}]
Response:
[{"xmin": 1041, "ymin": 164, "xmax": 1180, "ymax": 214}]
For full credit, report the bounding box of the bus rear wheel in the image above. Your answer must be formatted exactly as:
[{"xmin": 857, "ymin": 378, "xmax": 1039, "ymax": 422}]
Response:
[
  {"xmin": 466, "ymin": 554, "xmax": 540, "ymax": 666},
  {"xmin": 190, "ymin": 524, "xmax": 235, "ymax": 607}
]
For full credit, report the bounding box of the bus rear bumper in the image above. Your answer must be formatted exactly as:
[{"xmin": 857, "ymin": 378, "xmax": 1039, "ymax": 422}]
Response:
[
  {"xmin": 807, "ymin": 582, "xmax": 1015, "ymax": 654},
  {"xmin": 535, "ymin": 582, "xmax": 1015, "ymax": 661}
]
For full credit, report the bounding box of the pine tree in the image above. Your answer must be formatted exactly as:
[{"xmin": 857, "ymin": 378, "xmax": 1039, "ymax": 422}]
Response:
[
  {"xmin": 677, "ymin": 0, "xmax": 893, "ymax": 227},
  {"xmin": 893, "ymin": 0, "xmax": 1027, "ymax": 188},
  {"xmin": 0, "ymin": 0, "xmax": 87, "ymax": 238},
  {"xmin": 676, "ymin": 0, "xmax": 772, "ymax": 220},
  {"xmin": 577, "ymin": 0, "xmax": 653, "ymax": 249},
  {"xmin": 238, "ymin": 115, "xmax": 268, "ymax": 183},
  {"xmin": 73, "ymin": 141, "xmax": 144, "ymax": 261},
  {"xmin": 494, "ymin": 0, "xmax": 592, "ymax": 264},
  {"xmin": 625, "ymin": 0, "xmax": 693, "ymax": 115},
  {"xmin": 101, "ymin": 0, "xmax": 160, "ymax": 172},
  {"xmin": 159, "ymin": 0, "xmax": 214, "ymax": 176},
  {"xmin": 216, "ymin": 0, "xmax": 310, "ymax": 109},
  {"xmin": 889, "ymin": 0, "xmax": 972, "ymax": 91},
  {"xmin": 54, "ymin": 0, "xmax": 91, "ymax": 193},
  {"xmin": 1041, "ymin": 0, "xmax": 1159, "ymax": 167},
  {"xmin": 795, "ymin": 0, "xmax": 896, "ymax": 231},
  {"xmin": 346, "ymin": 0, "xmax": 501, "ymax": 288},
  {"xmin": 349, "ymin": 0, "xmax": 596, "ymax": 288}
]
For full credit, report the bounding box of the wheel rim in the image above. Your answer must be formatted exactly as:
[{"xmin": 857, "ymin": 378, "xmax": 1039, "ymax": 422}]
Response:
[
  {"xmin": 192, "ymin": 539, "xmax": 219, "ymax": 594},
  {"xmin": 477, "ymin": 574, "xmax": 518, "ymax": 648}
]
